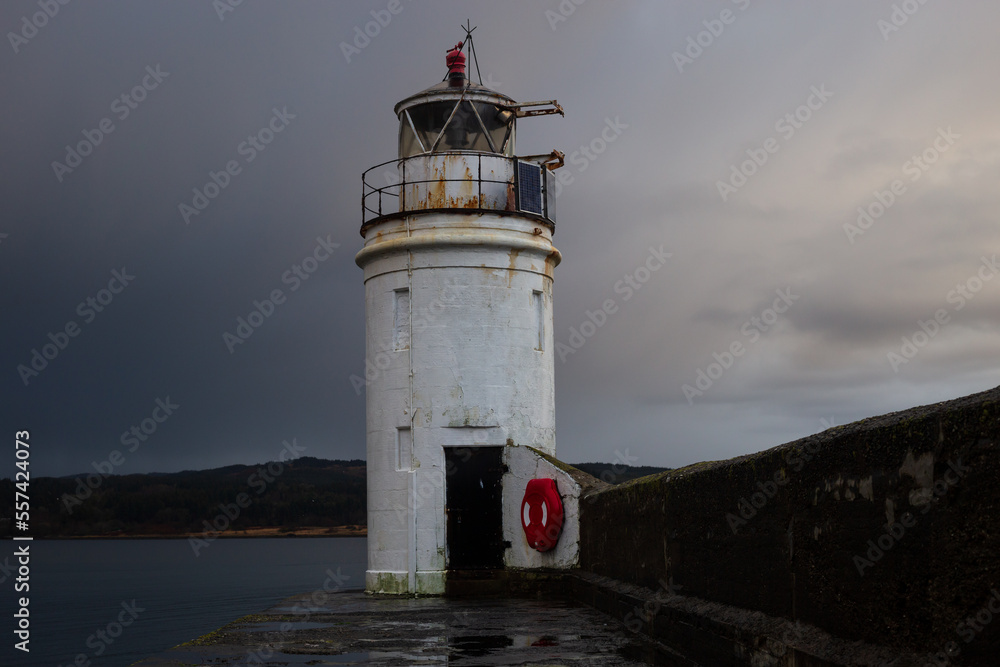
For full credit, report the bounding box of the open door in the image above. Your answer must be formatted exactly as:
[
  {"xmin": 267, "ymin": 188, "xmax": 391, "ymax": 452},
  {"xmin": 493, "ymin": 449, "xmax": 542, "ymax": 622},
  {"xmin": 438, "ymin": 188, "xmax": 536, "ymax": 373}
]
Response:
[{"xmin": 445, "ymin": 446, "xmax": 505, "ymax": 570}]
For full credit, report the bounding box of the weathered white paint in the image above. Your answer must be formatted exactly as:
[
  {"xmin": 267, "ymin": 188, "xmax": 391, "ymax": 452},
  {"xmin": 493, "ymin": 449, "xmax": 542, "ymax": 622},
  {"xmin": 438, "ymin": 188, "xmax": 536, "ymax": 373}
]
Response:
[
  {"xmin": 899, "ymin": 449, "xmax": 936, "ymax": 507},
  {"xmin": 502, "ymin": 445, "xmax": 582, "ymax": 570},
  {"xmin": 858, "ymin": 476, "xmax": 874, "ymax": 501},
  {"xmin": 819, "ymin": 474, "xmax": 875, "ymax": 503},
  {"xmin": 359, "ymin": 206, "xmax": 560, "ymax": 594}
]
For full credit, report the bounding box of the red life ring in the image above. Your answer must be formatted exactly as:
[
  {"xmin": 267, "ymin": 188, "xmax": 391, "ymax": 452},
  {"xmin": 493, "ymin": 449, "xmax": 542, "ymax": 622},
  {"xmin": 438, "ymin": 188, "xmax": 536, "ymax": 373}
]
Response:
[{"xmin": 521, "ymin": 478, "xmax": 564, "ymax": 552}]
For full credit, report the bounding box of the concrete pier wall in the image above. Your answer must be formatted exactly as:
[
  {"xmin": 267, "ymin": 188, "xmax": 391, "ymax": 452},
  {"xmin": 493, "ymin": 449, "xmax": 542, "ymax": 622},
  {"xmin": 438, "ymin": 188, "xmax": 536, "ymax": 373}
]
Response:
[{"xmin": 579, "ymin": 385, "xmax": 1000, "ymax": 663}]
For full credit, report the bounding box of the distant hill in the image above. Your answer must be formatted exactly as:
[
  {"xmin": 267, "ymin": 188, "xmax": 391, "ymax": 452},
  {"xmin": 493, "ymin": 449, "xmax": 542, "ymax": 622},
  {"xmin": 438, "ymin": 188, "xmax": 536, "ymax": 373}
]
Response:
[
  {"xmin": 0, "ymin": 457, "xmax": 667, "ymax": 538},
  {"xmin": 0, "ymin": 457, "xmax": 366, "ymax": 538},
  {"xmin": 570, "ymin": 462, "xmax": 671, "ymax": 485}
]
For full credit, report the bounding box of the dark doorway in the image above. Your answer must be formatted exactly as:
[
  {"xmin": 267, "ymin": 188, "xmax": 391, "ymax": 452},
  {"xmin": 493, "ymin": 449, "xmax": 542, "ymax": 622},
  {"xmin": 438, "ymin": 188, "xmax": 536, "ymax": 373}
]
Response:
[{"xmin": 445, "ymin": 446, "xmax": 505, "ymax": 570}]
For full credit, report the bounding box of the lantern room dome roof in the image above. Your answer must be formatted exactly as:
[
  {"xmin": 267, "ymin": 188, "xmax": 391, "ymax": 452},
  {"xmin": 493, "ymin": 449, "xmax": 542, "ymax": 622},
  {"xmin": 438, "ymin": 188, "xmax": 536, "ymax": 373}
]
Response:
[{"xmin": 394, "ymin": 79, "xmax": 516, "ymax": 117}]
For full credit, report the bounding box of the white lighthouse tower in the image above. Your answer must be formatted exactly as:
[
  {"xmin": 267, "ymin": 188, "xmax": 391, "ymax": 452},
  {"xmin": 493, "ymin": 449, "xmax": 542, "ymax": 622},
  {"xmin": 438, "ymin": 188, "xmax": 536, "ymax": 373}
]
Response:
[{"xmin": 358, "ymin": 37, "xmax": 576, "ymax": 595}]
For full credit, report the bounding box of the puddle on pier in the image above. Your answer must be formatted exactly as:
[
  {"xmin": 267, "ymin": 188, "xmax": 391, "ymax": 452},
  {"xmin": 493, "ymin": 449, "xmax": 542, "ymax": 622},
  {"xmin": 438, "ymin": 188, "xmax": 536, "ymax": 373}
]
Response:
[
  {"xmin": 243, "ymin": 621, "xmax": 336, "ymax": 632},
  {"xmin": 137, "ymin": 592, "xmax": 690, "ymax": 665}
]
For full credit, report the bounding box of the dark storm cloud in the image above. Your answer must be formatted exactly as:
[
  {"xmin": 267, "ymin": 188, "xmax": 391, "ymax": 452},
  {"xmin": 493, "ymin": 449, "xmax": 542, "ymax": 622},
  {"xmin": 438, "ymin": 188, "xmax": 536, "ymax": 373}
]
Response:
[{"xmin": 2, "ymin": 1, "xmax": 999, "ymax": 477}]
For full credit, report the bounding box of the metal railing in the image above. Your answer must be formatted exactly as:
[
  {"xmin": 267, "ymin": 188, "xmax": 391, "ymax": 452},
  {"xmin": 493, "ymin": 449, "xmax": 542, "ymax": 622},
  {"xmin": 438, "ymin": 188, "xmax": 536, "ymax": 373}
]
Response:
[{"xmin": 361, "ymin": 151, "xmax": 556, "ymax": 229}]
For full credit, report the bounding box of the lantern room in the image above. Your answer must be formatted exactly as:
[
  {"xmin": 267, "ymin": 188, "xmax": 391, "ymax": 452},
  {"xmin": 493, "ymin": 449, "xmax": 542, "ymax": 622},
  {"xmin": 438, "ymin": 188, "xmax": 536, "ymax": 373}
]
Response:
[
  {"xmin": 395, "ymin": 43, "xmax": 517, "ymax": 158},
  {"xmin": 362, "ymin": 40, "xmax": 564, "ymax": 229}
]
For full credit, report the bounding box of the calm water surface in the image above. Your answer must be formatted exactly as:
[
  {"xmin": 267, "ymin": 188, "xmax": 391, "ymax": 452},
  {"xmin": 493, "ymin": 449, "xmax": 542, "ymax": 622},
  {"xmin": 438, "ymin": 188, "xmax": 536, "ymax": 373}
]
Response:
[{"xmin": 0, "ymin": 537, "xmax": 366, "ymax": 667}]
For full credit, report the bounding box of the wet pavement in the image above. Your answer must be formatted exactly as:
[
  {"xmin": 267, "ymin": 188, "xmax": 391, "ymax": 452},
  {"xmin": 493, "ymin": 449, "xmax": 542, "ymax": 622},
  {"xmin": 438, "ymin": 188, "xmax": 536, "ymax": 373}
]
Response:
[{"xmin": 133, "ymin": 590, "xmax": 684, "ymax": 666}]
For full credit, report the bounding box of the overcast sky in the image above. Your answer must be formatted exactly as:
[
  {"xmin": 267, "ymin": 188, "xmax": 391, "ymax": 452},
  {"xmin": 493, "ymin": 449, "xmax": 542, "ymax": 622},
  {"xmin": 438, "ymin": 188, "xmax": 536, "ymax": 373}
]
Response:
[{"xmin": 2, "ymin": 0, "xmax": 998, "ymax": 478}]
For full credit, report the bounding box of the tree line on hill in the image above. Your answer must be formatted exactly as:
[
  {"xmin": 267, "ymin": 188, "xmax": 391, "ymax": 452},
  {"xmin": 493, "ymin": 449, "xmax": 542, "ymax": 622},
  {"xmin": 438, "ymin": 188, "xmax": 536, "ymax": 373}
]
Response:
[
  {"xmin": 1, "ymin": 457, "xmax": 365, "ymax": 538},
  {"xmin": 0, "ymin": 457, "xmax": 667, "ymax": 538}
]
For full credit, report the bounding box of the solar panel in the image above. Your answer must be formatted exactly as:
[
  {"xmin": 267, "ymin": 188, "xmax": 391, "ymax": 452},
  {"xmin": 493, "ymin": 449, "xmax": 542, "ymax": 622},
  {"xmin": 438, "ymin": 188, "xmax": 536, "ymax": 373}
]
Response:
[
  {"xmin": 545, "ymin": 168, "xmax": 556, "ymax": 223},
  {"xmin": 518, "ymin": 162, "xmax": 543, "ymax": 215}
]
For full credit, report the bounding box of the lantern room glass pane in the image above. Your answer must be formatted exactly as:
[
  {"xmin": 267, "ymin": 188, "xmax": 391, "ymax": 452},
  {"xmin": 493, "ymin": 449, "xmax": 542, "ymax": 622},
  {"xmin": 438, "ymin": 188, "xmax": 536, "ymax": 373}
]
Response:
[
  {"xmin": 399, "ymin": 99, "xmax": 515, "ymax": 156},
  {"xmin": 438, "ymin": 101, "xmax": 490, "ymax": 152},
  {"xmin": 474, "ymin": 102, "xmax": 514, "ymax": 156},
  {"xmin": 398, "ymin": 117, "xmax": 422, "ymax": 158},
  {"xmin": 403, "ymin": 101, "xmax": 454, "ymax": 155}
]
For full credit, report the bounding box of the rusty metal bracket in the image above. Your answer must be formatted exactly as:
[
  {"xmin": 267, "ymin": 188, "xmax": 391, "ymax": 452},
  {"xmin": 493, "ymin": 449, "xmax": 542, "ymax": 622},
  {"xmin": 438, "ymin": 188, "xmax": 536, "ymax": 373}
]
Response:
[
  {"xmin": 519, "ymin": 149, "xmax": 565, "ymax": 171},
  {"xmin": 506, "ymin": 100, "xmax": 564, "ymax": 118}
]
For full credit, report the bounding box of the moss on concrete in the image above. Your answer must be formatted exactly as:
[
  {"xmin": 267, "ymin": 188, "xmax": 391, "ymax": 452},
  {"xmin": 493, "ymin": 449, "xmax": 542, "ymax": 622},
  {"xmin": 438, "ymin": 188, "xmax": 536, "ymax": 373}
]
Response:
[{"xmin": 526, "ymin": 446, "xmax": 610, "ymax": 494}]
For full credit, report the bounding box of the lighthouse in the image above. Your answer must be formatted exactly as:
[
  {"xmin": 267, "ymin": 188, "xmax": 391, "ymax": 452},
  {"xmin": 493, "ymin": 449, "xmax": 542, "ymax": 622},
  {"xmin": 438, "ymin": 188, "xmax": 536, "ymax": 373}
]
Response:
[{"xmin": 358, "ymin": 37, "xmax": 587, "ymax": 595}]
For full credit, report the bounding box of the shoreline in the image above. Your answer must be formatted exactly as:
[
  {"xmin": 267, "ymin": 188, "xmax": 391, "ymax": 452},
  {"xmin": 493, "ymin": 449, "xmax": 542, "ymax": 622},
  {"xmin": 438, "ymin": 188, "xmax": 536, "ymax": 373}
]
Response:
[{"xmin": 10, "ymin": 525, "xmax": 367, "ymax": 540}]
